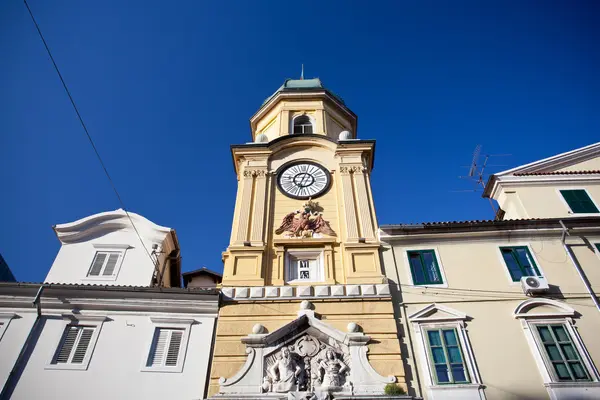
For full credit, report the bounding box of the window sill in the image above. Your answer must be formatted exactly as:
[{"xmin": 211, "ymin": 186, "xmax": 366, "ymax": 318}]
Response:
[
  {"xmin": 430, "ymin": 383, "xmax": 483, "ymax": 390},
  {"xmin": 410, "ymin": 283, "xmax": 449, "ymax": 289},
  {"xmin": 285, "ymin": 280, "xmax": 324, "ymax": 285},
  {"xmin": 82, "ymin": 276, "xmax": 117, "ymax": 282},
  {"xmin": 140, "ymin": 366, "xmax": 184, "ymax": 373},
  {"xmin": 545, "ymin": 381, "xmax": 600, "ymax": 389},
  {"xmin": 45, "ymin": 363, "xmax": 89, "ymax": 371}
]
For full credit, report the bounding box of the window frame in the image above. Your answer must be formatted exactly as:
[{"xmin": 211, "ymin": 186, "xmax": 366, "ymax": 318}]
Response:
[
  {"xmin": 556, "ymin": 188, "xmax": 600, "ymax": 216},
  {"xmin": 46, "ymin": 314, "xmax": 107, "ymax": 371},
  {"xmin": 520, "ymin": 318, "xmax": 599, "ymax": 385},
  {"xmin": 515, "ymin": 299, "xmax": 600, "ymax": 394},
  {"xmin": 0, "ymin": 313, "xmax": 16, "ymax": 342},
  {"xmin": 496, "ymin": 243, "xmax": 545, "ymax": 285},
  {"xmin": 533, "ymin": 323, "xmax": 591, "ymax": 382},
  {"xmin": 284, "ymin": 249, "xmax": 325, "ymax": 284},
  {"xmin": 424, "ymin": 327, "xmax": 471, "ymax": 385},
  {"xmin": 402, "ymin": 247, "xmax": 448, "ymax": 288},
  {"xmin": 141, "ymin": 317, "xmax": 194, "ymax": 373},
  {"xmin": 290, "ymin": 114, "xmax": 315, "ymax": 135},
  {"xmin": 499, "ymin": 245, "xmax": 542, "ymax": 283},
  {"xmin": 83, "ymin": 244, "xmax": 131, "ymax": 282},
  {"xmin": 409, "ymin": 304, "xmax": 484, "ymax": 395}
]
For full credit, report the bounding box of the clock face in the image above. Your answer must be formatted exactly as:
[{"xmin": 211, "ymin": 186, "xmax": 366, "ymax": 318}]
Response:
[{"xmin": 277, "ymin": 161, "xmax": 331, "ymax": 199}]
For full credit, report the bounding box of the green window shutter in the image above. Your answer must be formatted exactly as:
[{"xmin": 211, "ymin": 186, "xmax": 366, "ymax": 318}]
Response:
[
  {"xmin": 536, "ymin": 324, "xmax": 591, "ymax": 381},
  {"xmin": 407, "ymin": 250, "xmax": 443, "ymax": 285},
  {"xmin": 560, "ymin": 190, "xmax": 599, "ymax": 214}
]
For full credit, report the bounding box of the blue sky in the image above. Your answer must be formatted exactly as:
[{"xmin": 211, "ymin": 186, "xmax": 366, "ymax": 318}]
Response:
[{"xmin": 1, "ymin": 1, "xmax": 598, "ymax": 282}]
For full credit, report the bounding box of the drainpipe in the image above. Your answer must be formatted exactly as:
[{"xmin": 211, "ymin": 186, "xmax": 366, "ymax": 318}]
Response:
[
  {"xmin": 560, "ymin": 220, "xmax": 600, "ymax": 313},
  {"xmin": 0, "ymin": 285, "xmax": 46, "ymax": 400}
]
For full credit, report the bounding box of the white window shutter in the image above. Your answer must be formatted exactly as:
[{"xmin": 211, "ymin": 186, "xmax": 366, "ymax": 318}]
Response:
[
  {"xmin": 71, "ymin": 328, "xmax": 94, "ymax": 363},
  {"xmin": 103, "ymin": 253, "xmax": 119, "ymax": 276},
  {"xmin": 165, "ymin": 330, "xmax": 183, "ymax": 366},
  {"xmin": 148, "ymin": 328, "xmax": 169, "ymax": 366},
  {"xmin": 55, "ymin": 326, "xmax": 79, "ymax": 363},
  {"xmin": 89, "ymin": 253, "xmax": 107, "ymax": 276},
  {"xmin": 148, "ymin": 328, "xmax": 185, "ymax": 368}
]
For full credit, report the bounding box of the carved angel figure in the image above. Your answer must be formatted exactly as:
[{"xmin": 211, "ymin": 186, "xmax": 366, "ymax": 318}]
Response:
[{"xmin": 275, "ymin": 210, "xmax": 336, "ymax": 238}]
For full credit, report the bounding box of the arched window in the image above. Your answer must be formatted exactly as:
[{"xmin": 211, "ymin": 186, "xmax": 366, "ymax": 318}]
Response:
[{"xmin": 293, "ymin": 115, "xmax": 313, "ymax": 134}]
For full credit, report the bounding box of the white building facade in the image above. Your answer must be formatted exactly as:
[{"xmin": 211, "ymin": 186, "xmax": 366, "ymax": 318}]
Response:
[{"xmin": 0, "ymin": 209, "xmax": 219, "ymax": 400}]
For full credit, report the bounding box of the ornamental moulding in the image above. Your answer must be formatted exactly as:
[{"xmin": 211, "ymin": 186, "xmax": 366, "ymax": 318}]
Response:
[
  {"xmin": 210, "ymin": 302, "xmax": 396, "ymax": 400},
  {"xmin": 339, "ymin": 166, "xmax": 364, "ymax": 174},
  {"xmin": 243, "ymin": 169, "xmax": 268, "ymax": 178}
]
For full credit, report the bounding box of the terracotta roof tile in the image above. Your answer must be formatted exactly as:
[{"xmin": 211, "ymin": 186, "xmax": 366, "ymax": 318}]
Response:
[{"xmin": 514, "ymin": 170, "xmax": 600, "ymax": 176}]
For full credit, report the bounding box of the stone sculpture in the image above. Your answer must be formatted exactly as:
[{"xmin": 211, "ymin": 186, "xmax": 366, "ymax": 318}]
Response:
[
  {"xmin": 318, "ymin": 349, "xmax": 348, "ymax": 390},
  {"xmin": 269, "ymin": 347, "xmax": 302, "ymax": 393}
]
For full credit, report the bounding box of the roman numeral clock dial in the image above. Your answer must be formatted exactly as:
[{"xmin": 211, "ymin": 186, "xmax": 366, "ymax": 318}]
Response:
[{"xmin": 276, "ymin": 161, "xmax": 331, "ymax": 199}]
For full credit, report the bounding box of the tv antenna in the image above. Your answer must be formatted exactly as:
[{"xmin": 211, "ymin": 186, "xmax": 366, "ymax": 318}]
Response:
[{"xmin": 454, "ymin": 145, "xmax": 511, "ymax": 216}]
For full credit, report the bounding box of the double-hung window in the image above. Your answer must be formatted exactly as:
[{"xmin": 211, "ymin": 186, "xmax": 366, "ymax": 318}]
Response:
[
  {"xmin": 535, "ymin": 324, "xmax": 591, "ymax": 382},
  {"xmin": 500, "ymin": 246, "xmax": 541, "ymax": 282},
  {"xmin": 426, "ymin": 328, "xmax": 470, "ymax": 384},
  {"xmin": 560, "ymin": 189, "xmax": 599, "ymax": 214},
  {"xmin": 407, "ymin": 250, "xmax": 443, "ymax": 285}
]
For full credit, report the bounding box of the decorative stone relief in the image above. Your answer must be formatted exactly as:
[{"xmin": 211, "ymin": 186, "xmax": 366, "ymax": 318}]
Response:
[
  {"xmin": 339, "ymin": 165, "xmax": 364, "ymax": 174},
  {"xmin": 211, "ymin": 303, "xmax": 396, "ymax": 399},
  {"xmin": 275, "ymin": 199, "xmax": 336, "ymax": 238},
  {"xmin": 243, "ymin": 169, "xmax": 267, "ymax": 178}
]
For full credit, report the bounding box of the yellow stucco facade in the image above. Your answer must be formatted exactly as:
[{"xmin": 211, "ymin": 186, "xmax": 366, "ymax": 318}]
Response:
[{"xmin": 208, "ymin": 80, "xmax": 407, "ymax": 397}]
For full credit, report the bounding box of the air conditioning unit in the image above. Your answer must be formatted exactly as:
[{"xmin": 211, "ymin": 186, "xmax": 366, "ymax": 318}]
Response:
[{"xmin": 521, "ymin": 276, "xmax": 549, "ymax": 295}]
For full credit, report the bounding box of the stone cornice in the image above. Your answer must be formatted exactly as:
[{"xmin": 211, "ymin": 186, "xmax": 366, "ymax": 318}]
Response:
[{"xmin": 220, "ymin": 283, "xmax": 390, "ymax": 301}]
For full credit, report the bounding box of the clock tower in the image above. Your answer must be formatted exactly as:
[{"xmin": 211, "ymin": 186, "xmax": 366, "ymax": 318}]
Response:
[{"xmin": 208, "ymin": 78, "xmax": 407, "ymax": 398}]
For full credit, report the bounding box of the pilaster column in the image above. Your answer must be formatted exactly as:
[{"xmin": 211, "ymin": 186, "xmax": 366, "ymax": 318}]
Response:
[
  {"xmin": 339, "ymin": 165, "xmax": 360, "ymax": 241},
  {"xmin": 354, "ymin": 169, "xmax": 375, "ymax": 239},
  {"xmin": 250, "ymin": 170, "xmax": 268, "ymax": 244},
  {"xmin": 235, "ymin": 169, "xmax": 255, "ymax": 243}
]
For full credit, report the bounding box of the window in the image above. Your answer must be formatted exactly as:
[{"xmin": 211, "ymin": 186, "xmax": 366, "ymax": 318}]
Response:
[
  {"xmin": 46, "ymin": 315, "xmax": 105, "ymax": 370},
  {"xmin": 51, "ymin": 325, "xmax": 95, "ymax": 365},
  {"xmin": 142, "ymin": 318, "xmax": 193, "ymax": 373},
  {"xmin": 146, "ymin": 328, "xmax": 184, "ymax": 368},
  {"xmin": 293, "ymin": 115, "xmax": 313, "ymax": 134},
  {"xmin": 409, "ymin": 304, "xmax": 484, "ymax": 396},
  {"xmin": 426, "ymin": 328, "xmax": 470, "ymax": 384},
  {"xmin": 407, "ymin": 250, "xmax": 443, "ymax": 285},
  {"xmin": 500, "ymin": 246, "xmax": 541, "ymax": 282},
  {"xmin": 535, "ymin": 324, "xmax": 591, "ymax": 382},
  {"xmin": 88, "ymin": 251, "xmax": 121, "ymax": 277},
  {"xmin": 560, "ymin": 189, "xmax": 599, "ymax": 214},
  {"xmin": 285, "ymin": 250, "xmax": 324, "ymax": 283}
]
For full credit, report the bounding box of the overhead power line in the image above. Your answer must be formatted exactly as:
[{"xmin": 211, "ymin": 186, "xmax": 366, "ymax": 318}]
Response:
[{"xmin": 23, "ymin": 0, "xmax": 156, "ymax": 267}]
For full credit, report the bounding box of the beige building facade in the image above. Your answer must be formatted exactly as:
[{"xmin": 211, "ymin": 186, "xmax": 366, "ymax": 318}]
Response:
[
  {"xmin": 208, "ymin": 79, "xmax": 407, "ymax": 399},
  {"xmin": 381, "ymin": 143, "xmax": 600, "ymax": 400}
]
